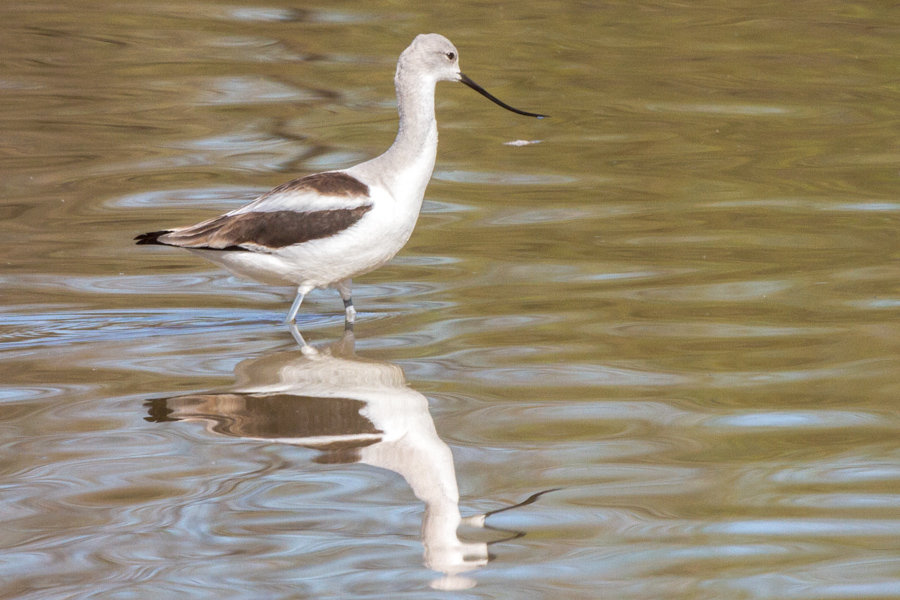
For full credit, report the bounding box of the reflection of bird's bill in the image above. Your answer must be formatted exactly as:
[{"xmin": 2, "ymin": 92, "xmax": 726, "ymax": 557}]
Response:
[
  {"xmin": 459, "ymin": 488, "xmax": 561, "ymax": 545},
  {"xmin": 484, "ymin": 487, "xmax": 560, "ymax": 518}
]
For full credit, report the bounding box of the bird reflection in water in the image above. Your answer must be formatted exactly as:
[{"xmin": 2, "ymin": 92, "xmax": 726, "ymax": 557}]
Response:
[{"xmin": 145, "ymin": 324, "xmax": 555, "ymax": 591}]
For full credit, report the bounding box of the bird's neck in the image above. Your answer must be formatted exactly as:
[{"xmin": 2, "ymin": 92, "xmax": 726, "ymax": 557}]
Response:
[
  {"xmin": 354, "ymin": 67, "xmax": 438, "ymax": 204},
  {"xmin": 392, "ymin": 67, "xmax": 439, "ymax": 159}
]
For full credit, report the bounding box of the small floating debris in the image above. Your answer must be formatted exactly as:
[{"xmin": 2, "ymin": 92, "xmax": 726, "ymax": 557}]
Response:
[{"xmin": 504, "ymin": 139, "xmax": 542, "ymax": 146}]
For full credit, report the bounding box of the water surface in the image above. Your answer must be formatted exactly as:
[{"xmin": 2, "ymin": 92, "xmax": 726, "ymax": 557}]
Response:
[{"xmin": 2, "ymin": 1, "xmax": 900, "ymax": 598}]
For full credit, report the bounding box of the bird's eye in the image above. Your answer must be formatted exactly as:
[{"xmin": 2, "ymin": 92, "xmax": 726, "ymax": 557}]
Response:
[{"xmin": 446, "ymin": 52, "xmax": 456, "ymax": 61}]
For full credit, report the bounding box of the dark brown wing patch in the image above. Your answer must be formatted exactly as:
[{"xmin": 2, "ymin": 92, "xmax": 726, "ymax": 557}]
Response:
[
  {"xmin": 136, "ymin": 205, "xmax": 373, "ymax": 251},
  {"xmin": 262, "ymin": 172, "xmax": 370, "ymax": 199}
]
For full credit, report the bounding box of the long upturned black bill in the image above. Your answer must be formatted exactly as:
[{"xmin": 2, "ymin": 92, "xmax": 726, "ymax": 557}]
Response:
[{"xmin": 459, "ymin": 73, "xmax": 547, "ymax": 118}]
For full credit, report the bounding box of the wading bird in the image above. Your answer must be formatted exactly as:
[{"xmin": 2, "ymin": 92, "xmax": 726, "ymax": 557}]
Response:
[{"xmin": 136, "ymin": 34, "xmax": 545, "ymax": 324}]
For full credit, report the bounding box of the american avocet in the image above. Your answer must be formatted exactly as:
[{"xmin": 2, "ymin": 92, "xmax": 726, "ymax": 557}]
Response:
[{"xmin": 136, "ymin": 33, "xmax": 545, "ymax": 324}]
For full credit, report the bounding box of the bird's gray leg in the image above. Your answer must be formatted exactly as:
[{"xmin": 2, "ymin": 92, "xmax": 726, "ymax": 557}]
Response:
[
  {"xmin": 334, "ymin": 278, "xmax": 356, "ymax": 323},
  {"xmin": 285, "ymin": 285, "xmax": 313, "ymax": 324}
]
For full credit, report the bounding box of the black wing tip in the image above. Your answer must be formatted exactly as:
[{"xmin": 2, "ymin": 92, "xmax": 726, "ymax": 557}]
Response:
[
  {"xmin": 134, "ymin": 230, "xmax": 251, "ymax": 252},
  {"xmin": 134, "ymin": 230, "xmax": 172, "ymax": 245}
]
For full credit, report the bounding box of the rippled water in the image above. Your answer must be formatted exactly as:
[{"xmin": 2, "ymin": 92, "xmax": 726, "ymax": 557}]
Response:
[{"xmin": 2, "ymin": 1, "xmax": 900, "ymax": 598}]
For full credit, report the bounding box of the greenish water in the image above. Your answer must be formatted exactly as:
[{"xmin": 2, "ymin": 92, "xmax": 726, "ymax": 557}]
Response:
[{"xmin": 2, "ymin": 1, "xmax": 899, "ymax": 598}]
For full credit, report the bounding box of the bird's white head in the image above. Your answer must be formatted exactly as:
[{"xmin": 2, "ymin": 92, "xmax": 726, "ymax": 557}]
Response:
[
  {"xmin": 400, "ymin": 33, "xmax": 462, "ymax": 83},
  {"xmin": 399, "ymin": 33, "xmax": 547, "ymax": 118}
]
